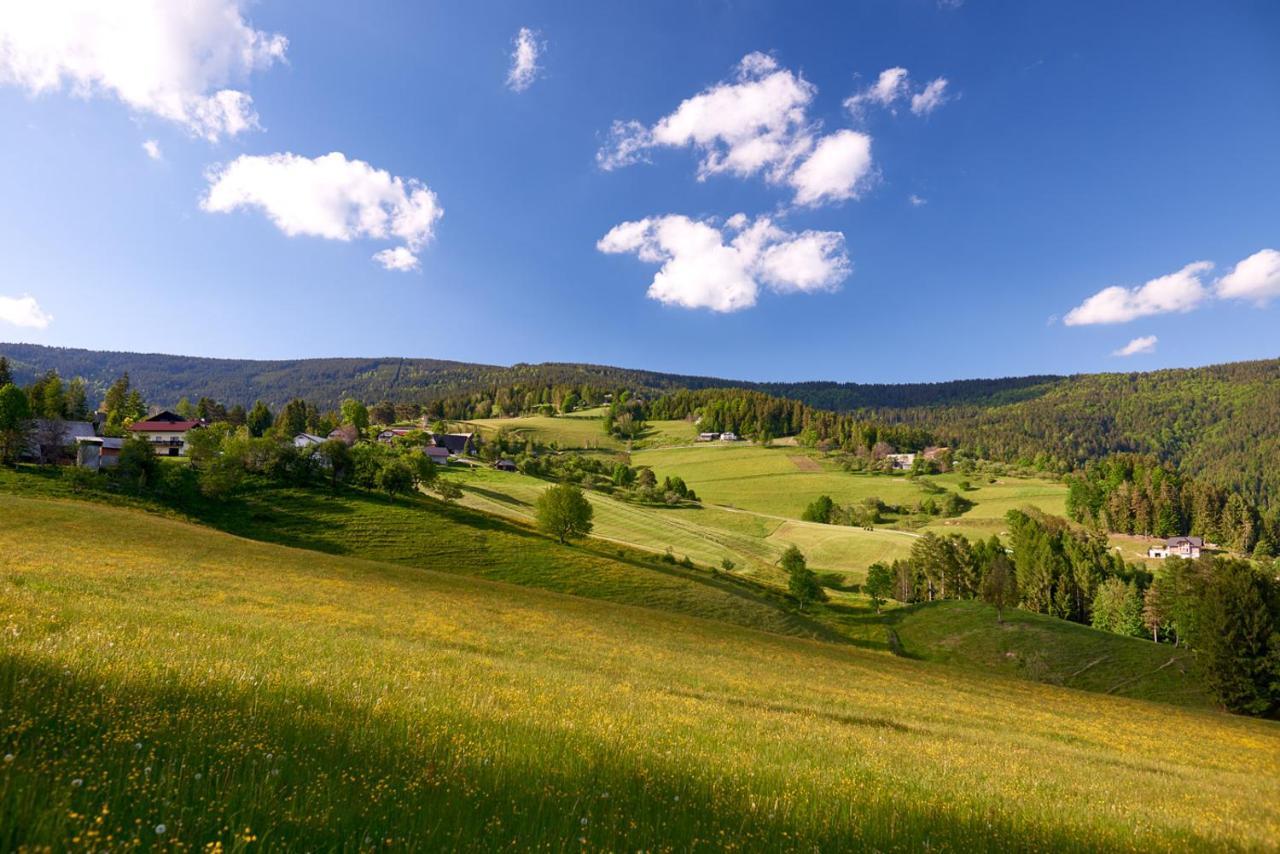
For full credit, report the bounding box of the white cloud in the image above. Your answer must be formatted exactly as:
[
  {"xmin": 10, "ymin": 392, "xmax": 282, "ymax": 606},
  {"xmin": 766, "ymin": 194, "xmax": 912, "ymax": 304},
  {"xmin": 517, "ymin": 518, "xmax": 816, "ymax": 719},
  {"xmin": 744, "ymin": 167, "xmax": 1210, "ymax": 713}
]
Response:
[
  {"xmin": 597, "ymin": 52, "xmax": 818, "ymax": 187},
  {"xmin": 1063, "ymin": 261, "xmax": 1213, "ymax": 325},
  {"xmin": 0, "ymin": 1, "xmax": 286, "ymax": 141},
  {"xmin": 845, "ymin": 68, "xmax": 950, "ymax": 119},
  {"xmin": 506, "ymin": 27, "xmax": 542, "ymax": 92},
  {"xmin": 0, "ymin": 294, "xmax": 52, "ymax": 329},
  {"xmin": 789, "ymin": 129, "xmax": 873, "ymax": 207},
  {"xmin": 844, "ymin": 67, "xmax": 909, "ymax": 114},
  {"xmin": 910, "ymin": 78, "xmax": 949, "ymax": 115},
  {"xmin": 908, "ymin": 194, "xmax": 927, "ymax": 206},
  {"xmin": 1215, "ymin": 248, "xmax": 1280, "ymax": 306},
  {"xmin": 373, "ymin": 247, "xmax": 419, "ymax": 272},
  {"xmin": 201, "ymin": 152, "xmax": 443, "ymax": 270},
  {"xmin": 142, "ymin": 139, "xmax": 161, "ymax": 160},
  {"xmin": 1113, "ymin": 335, "xmax": 1158, "ymax": 357},
  {"xmin": 597, "ymin": 214, "xmax": 850, "ymax": 312}
]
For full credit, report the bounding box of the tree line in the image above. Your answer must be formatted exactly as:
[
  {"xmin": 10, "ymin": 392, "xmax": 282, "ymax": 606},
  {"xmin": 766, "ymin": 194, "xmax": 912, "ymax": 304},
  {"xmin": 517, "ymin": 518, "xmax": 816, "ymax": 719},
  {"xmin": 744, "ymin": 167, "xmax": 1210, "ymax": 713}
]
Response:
[{"xmin": 1065, "ymin": 454, "xmax": 1277, "ymax": 557}]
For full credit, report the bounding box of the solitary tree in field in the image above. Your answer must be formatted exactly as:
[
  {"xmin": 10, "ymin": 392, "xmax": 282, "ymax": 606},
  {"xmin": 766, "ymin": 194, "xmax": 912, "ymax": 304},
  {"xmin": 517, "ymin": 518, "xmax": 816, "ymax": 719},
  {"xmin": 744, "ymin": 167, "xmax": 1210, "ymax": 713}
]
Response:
[
  {"xmin": 536, "ymin": 483, "xmax": 594, "ymax": 544},
  {"xmin": 782, "ymin": 545, "xmax": 826, "ymax": 609},
  {"xmin": 864, "ymin": 562, "xmax": 894, "ymax": 613},
  {"xmin": 435, "ymin": 479, "xmax": 463, "ymax": 503},
  {"xmin": 980, "ymin": 554, "xmax": 1019, "ymax": 623},
  {"xmin": 376, "ymin": 459, "xmax": 415, "ymax": 501}
]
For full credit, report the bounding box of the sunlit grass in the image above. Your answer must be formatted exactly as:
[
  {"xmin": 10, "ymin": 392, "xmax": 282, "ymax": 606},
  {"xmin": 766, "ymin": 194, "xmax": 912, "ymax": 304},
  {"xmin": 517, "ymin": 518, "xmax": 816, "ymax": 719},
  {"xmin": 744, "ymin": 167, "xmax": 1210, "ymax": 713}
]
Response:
[{"xmin": 3, "ymin": 495, "xmax": 1277, "ymax": 850}]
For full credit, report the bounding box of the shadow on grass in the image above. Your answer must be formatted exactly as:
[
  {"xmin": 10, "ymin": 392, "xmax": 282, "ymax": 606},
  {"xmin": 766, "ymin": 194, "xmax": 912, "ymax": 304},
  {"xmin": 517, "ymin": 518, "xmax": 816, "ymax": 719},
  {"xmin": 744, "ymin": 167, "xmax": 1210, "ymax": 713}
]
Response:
[{"xmin": 0, "ymin": 655, "xmax": 1195, "ymax": 853}]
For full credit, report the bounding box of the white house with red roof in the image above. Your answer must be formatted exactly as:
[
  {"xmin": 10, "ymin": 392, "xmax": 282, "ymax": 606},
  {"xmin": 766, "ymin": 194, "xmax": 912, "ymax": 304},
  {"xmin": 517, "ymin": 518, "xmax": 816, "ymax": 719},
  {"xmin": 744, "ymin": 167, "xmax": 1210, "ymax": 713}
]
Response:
[{"xmin": 127, "ymin": 410, "xmax": 205, "ymax": 456}]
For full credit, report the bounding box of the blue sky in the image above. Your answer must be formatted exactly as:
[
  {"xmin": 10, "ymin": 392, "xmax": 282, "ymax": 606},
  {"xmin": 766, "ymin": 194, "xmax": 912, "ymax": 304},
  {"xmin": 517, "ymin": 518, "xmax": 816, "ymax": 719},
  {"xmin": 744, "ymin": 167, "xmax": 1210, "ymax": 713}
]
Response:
[{"xmin": 0, "ymin": 1, "xmax": 1277, "ymax": 383}]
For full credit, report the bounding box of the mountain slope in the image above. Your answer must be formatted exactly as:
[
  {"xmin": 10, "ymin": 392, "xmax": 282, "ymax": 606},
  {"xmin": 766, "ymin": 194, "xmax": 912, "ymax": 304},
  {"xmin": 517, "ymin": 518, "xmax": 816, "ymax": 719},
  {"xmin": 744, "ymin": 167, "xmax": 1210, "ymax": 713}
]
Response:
[{"xmin": 3, "ymin": 494, "xmax": 1277, "ymax": 850}]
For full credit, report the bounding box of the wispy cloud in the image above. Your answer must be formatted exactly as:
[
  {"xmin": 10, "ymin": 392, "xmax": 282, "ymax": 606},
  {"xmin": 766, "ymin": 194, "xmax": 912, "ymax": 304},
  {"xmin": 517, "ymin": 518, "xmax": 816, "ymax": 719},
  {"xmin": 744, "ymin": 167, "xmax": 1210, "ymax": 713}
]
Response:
[
  {"xmin": 506, "ymin": 27, "xmax": 542, "ymax": 92},
  {"xmin": 1113, "ymin": 335, "xmax": 1157, "ymax": 357},
  {"xmin": 142, "ymin": 139, "xmax": 162, "ymax": 160}
]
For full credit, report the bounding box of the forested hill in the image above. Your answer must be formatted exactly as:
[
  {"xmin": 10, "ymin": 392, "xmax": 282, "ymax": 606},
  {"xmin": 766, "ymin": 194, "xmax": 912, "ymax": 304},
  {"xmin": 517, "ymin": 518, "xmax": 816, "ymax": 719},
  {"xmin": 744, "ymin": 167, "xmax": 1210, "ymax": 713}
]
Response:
[
  {"xmin": 4, "ymin": 342, "xmax": 1279, "ymax": 506},
  {"xmin": 861, "ymin": 358, "xmax": 1280, "ymax": 510},
  {"xmin": 1, "ymin": 342, "xmax": 1060, "ymax": 410},
  {"xmin": 0, "ymin": 343, "xmax": 737, "ymax": 409}
]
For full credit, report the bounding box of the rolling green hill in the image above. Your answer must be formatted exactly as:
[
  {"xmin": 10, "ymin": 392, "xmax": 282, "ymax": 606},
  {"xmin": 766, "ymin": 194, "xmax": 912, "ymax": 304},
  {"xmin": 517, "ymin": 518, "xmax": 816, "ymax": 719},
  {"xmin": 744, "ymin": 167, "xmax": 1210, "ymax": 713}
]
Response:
[
  {"xmin": 3, "ymin": 494, "xmax": 1277, "ymax": 851},
  {"xmin": 891, "ymin": 601, "xmax": 1211, "ymax": 707}
]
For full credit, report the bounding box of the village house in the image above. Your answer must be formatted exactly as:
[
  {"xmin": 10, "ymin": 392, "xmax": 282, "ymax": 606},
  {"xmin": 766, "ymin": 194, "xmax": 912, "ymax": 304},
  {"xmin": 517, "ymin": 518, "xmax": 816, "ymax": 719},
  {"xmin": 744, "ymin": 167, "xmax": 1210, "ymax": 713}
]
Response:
[
  {"xmin": 432, "ymin": 432, "xmax": 476, "ymax": 456},
  {"xmin": 886, "ymin": 452, "xmax": 916, "ymax": 470},
  {"xmin": 720, "ymin": 432, "xmax": 738, "ymax": 442},
  {"xmin": 327, "ymin": 425, "xmax": 359, "ymax": 446},
  {"xmin": 376, "ymin": 428, "xmax": 415, "ymax": 444},
  {"xmin": 1148, "ymin": 536, "xmax": 1204, "ymax": 560},
  {"xmin": 23, "ymin": 419, "xmax": 96, "ymax": 463},
  {"xmin": 293, "ymin": 433, "xmax": 327, "ymax": 448},
  {"xmin": 127, "ymin": 410, "xmax": 204, "ymax": 456},
  {"xmin": 75, "ymin": 436, "xmax": 124, "ymax": 470},
  {"xmin": 698, "ymin": 432, "xmax": 721, "ymax": 442},
  {"xmin": 425, "ymin": 446, "xmax": 450, "ymax": 466}
]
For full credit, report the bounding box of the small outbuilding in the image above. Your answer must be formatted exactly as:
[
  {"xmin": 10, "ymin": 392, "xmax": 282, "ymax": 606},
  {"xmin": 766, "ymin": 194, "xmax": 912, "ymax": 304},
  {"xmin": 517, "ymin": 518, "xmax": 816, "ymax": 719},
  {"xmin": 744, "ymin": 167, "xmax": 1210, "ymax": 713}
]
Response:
[
  {"xmin": 75, "ymin": 436, "xmax": 124, "ymax": 471},
  {"xmin": 495, "ymin": 459, "xmax": 517, "ymax": 472}
]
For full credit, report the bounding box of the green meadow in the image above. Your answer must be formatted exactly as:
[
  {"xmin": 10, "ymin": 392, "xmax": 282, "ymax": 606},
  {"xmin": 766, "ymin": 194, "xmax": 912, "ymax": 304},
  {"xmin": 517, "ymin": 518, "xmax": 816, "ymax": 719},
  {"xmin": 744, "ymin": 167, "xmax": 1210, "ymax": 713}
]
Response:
[
  {"xmin": 451, "ymin": 466, "xmax": 916, "ymax": 583},
  {"xmin": 3, "ymin": 494, "xmax": 1278, "ymax": 851}
]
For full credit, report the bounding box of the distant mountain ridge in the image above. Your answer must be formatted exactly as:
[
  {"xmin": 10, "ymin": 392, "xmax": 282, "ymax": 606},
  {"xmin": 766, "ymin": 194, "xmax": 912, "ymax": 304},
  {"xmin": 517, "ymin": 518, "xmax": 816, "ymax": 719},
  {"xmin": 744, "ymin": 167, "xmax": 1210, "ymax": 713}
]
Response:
[{"xmin": 0, "ymin": 341, "xmax": 1064, "ymax": 410}]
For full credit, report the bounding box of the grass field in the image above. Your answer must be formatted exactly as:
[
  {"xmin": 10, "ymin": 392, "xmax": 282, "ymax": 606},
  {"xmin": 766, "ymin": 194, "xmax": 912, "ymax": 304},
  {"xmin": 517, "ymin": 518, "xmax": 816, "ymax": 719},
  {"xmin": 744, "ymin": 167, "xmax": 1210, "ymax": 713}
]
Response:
[
  {"xmin": 452, "ymin": 466, "xmax": 917, "ymax": 583},
  {"xmin": 465, "ymin": 409, "xmax": 626, "ymax": 451},
  {"xmin": 921, "ymin": 473, "xmax": 1069, "ymax": 540},
  {"xmin": 3, "ymin": 494, "xmax": 1277, "ymax": 850},
  {"xmin": 634, "ymin": 443, "xmax": 927, "ymax": 518}
]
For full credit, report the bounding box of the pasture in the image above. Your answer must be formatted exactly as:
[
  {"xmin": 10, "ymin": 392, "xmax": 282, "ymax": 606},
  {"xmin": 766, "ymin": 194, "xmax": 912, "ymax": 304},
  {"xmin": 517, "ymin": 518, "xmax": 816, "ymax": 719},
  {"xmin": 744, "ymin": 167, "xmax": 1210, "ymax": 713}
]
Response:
[
  {"xmin": 3, "ymin": 495, "xmax": 1277, "ymax": 851},
  {"xmin": 451, "ymin": 467, "xmax": 917, "ymax": 582}
]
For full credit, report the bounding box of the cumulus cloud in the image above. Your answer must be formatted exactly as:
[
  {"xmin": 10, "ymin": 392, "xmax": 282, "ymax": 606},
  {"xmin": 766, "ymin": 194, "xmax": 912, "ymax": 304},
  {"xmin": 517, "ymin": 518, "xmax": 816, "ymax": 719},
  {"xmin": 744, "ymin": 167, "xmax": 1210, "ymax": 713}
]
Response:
[
  {"xmin": 506, "ymin": 27, "xmax": 542, "ymax": 92},
  {"xmin": 0, "ymin": 294, "xmax": 52, "ymax": 329},
  {"xmin": 597, "ymin": 214, "xmax": 850, "ymax": 312},
  {"xmin": 201, "ymin": 152, "xmax": 442, "ymax": 271},
  {"xmin": 789, "ymin": 129, "xmax": 873, "ymax": 207},
  {"xmin": 0, "ymin": 1, "xmax": 286, "ymax": 141},
  {"xmin": 1113, "ymin": 335, "xmax": 1158, "ymax": 357},
  {"xmin": 1215, "ymin": 248, "xmax": 1280, "ymax": 306},
  {"xmin": 599, "ymin": 52, "xmax": 896, "ymax": 208},
  {"xmin": 1063, "ymin": 261, "xmax": 1213, "ymax": 326},
  {"xmin": 142, "ymin": 139, "xmax": 162, "ymax": 160}
]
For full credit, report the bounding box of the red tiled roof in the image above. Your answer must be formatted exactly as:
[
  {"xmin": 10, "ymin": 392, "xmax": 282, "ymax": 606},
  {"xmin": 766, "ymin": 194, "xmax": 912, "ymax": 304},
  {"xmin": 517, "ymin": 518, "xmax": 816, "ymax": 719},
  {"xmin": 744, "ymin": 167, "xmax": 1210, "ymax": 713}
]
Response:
[{"xmin": 129, "ymin": 420, "xmax": 203, "ymax": 432}]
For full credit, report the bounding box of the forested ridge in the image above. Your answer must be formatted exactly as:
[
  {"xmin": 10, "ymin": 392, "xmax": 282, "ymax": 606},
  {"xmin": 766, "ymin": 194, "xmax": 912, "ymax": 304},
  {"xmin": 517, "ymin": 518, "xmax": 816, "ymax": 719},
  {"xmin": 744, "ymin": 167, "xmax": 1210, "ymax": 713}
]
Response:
[
  {"xmin": 860, "ymin": 359, "xmax": 1280, "ymax": 510},
  {"xmin": 4, "ymin": 342, "xmax": 1279, "ymax": 507}
]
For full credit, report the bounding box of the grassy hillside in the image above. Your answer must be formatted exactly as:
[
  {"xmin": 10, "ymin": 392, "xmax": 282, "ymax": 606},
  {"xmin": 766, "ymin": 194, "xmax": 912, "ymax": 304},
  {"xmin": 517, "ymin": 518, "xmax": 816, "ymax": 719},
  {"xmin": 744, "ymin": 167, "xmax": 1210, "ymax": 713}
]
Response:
[
  {"xmin": 0, "ymin": 467, "xmax": 831, "ymax": 643},
  {"xmin": 3, "ymin": 495, "xmax": 1277, "ymax": 850},
  {"xmin": 891, "ymin": 601, "xmax": 1211, "ymax": 707}
]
